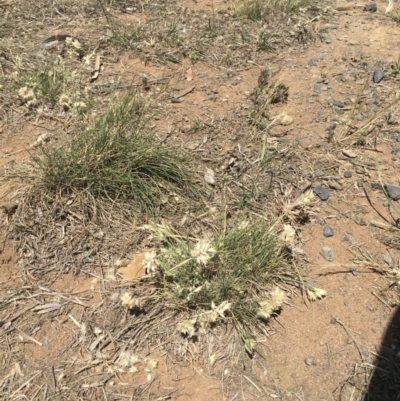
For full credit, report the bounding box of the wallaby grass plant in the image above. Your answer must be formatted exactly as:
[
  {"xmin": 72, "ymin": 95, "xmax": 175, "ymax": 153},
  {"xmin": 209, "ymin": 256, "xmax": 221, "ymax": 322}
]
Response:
[
  {"xmin": 28, "ymin": 95, "xmax": 194, "ymax": 213},
  {"xmin": 144, "ymin": 216, "xmax": 288, "ymax": 354}
]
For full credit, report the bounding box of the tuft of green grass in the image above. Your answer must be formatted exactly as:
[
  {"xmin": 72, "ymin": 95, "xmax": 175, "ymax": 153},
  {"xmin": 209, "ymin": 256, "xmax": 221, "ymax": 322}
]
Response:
[
  {"xmin": 257, "ymin": 29, "xmax": 275, "ymax": 51},
  {"xmin": 392, "ymin": 12, "xmax": 400, "ymax": 24},
  {"xmin": 151, "ymin": 217, "xmax": 287, "ymax": 352},
  {"xmin": 390, "ymin": 56, "xmax": 400, "ymax": 75},
  {"xmin": 236, "ymin": 0, "xmax": 312, "ymax": 21},
  {"xmin": 29, "ymin": 95, "xmax": 194, "ymax": 213}
]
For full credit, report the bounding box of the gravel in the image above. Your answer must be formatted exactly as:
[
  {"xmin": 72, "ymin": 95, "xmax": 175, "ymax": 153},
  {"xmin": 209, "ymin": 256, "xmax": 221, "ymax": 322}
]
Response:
[
  {"xmin": 305, "ymin": 357, "xmax": 314, "ymax": 366},
  {"xmin": 371, "ymin": 182, "xmax": 400, "ymax": 200},
  {"xmin": 332, "ymin": 100, "xmax": 344, "ymax": 108},
  {"xmin": 320, "ymin": 246, "xmax": 333, "ymax": 261},
  {"xmin": 364, "ymin": 3, "xmax": 377, "ymax": 12},
  {"xmin": 373, "ymin": 70, "xmax": 385, "ymax": 83},
  {"xmin": 314, "ymin": 186, "xmax": 330, "ymax": 201},
  {"xmin": 323, "ymin": 226, "xmax": 334, "ymax": 237}
]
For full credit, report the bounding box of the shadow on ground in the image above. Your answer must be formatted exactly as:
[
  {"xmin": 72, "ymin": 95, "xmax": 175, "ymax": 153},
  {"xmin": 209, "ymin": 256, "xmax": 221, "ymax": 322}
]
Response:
[{"xmin": 363, "ymin": 306, "xmax": 400, "ymax": 400}]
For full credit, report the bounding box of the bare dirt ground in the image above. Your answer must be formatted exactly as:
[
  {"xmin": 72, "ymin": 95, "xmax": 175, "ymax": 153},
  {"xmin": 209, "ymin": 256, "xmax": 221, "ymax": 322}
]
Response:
[{"xmin": 1, "ymin": 0, "xmax": 400, "ymax": 400}]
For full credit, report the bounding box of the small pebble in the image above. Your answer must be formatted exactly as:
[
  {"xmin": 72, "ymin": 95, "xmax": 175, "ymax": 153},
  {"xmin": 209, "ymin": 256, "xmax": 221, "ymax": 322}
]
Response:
[
  {"xmin": 314, "ymin": 186, "xmax": 330, "ymax": 201},
  {"xmin": 346, "ymin": 229, "xmax": 353, "ymax": 235},
  {"xmin": 313, "ymin": 84, "xmax": 321, "ymax": 95},
  {"xmin": 325, "ymin": 38, "xmax": 332, "ymax": 44},
  {"xmin": 371, "ymin": 182, "xmax": 400, "ymax": 200},
  {"xmin": 333, "ymin": 100, "xmax": 344, "ymax": 108},
  {"xmin": 344, "ymin": 171, "xmax": 352, "ymax": 178},
  {"xmin": 323, "ymin": 226, "xmax": 334, "ymax": 237},
  {"xmin": 336, "ymin": 76, "xmax": 346, "ymax": 82},
  {"xmin": 355, "ymin": 216, "xmax": 367, "ymax": 226},
  {"xmin": 347, "ymin": 337, "xmax": 353, "ymax": 344},
  {"xmin": 308, "ymin": 59, "xmax": 317, "ymax": 67},
  {"xmin": 396, "ymin": 133, "xmax": 400, "ymax": 142},
  {"xmin": 342, "ymin": 236, "xmax": 350, "ymax": 242},
  {"xmin": 320, "ymin": 246, "xmax": 333, "ymax": 261},
  {"xmin": 356, "ymin": 205, "xmax": 367, "ymax": 213},
  {"xmin": 362, "ymin": 349, "xmax": 369, "ymax": 357},
  {"xmin": 372, "ymin": 328, "xmax": 376, "ymax": 333},
  {"xmin": 373, "ymin": 70, "xmax": 385, "ymax": 83},
  {"xmin": 384, "ymin": 200, "xmax": 390, "ymax": 207},
  {"xmin": 364, "ymin": 3, "xmax": 377, "ymax": 12},
  {"xmin": 305, "ymin": 357, "xmax": 314, "ymax": 366},
  {"xmin": 331, "ymin": 317, "xmax": 337, "ymax": 325},
  {"xmin": 350, "ymin": 267, "xmax": 358, "ymax": 276},
  {"xmin": 392, "ymin": 148, "xmax": 399, "ymax": 155},
  {"xmin": 315, "ymin": 218, "xmax": 326, "ymax": 225}
]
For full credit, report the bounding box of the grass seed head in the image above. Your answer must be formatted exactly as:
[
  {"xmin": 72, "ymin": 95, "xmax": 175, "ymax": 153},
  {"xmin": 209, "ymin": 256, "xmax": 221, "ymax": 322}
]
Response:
[
  {"xmin": 177, "ymin": 319, "xmax": 197, "ymax": 337},
  {"xmin": 306, "ymin": 285, "xmax": 326, "ymax": 301},
  {"xmin": 143, "ymin": 250, "xmax": 158, "ymax": 274},
  {"xmin": 191, "ymin": 237, "xmax": 216, "ymax": 265},
  {"xmin": 281, "ymin": 224, "xmax": 296, "ymax": 243}
]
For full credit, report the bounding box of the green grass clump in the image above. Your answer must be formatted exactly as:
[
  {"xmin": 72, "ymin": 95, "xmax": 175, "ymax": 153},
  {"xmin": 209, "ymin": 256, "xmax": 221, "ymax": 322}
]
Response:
[
  {"xmin": 150, "ymin": 217, "xmax": 287, "ymax": 352},
  {"xmin": 236, "ymin": 0, "xmax": 312, "ymax": 21},
  {"xmin": 32, "ymin": 96, "xmax": 193, "ymax": 212}
]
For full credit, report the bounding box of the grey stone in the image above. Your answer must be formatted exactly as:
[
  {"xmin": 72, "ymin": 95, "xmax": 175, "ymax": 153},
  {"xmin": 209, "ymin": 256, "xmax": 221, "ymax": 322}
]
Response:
[
  {"xmin": 364, "ymin": 3, "xmax": 377, "ymax": 12},
  {"xmin": 313, "ymin": 84, "xmax": 321, "ymax": 95},
  {"xmin": 344, "ymin": 171, "xmax": 352, "ymax": 178},
  {"xmin": 323, "ymin": 226, "xmax": 334, "ymax": 237},
  {"xmin": 320, "ymin": 246, "xmax": 333, "ymax": 261},
  {"xmin": 396, "ymin": 133, "xmax": 400, "ymax": 142},
  {"xmin": 371, "ymin": 182, "xmax": 400, "ymax": 200},
  {"xmin": 334, "ymin": 107, "xmax": 344, "ymax": 115},
  {"xmin": 305, "ymin": 357, "xmax": 314, "ymax": 366},
  {"xmin": 392, "ymin": 148, "xmax": 399, "ymax": 155},
  {"xmin": 325, "ymin": 38, "xmax": 332, "ymax": 44},
  {"xmin": 356, "ymin": 205, "xmax": 368, "ymax": 213},
  {"xmin": 373, "ymin": 70, "xmax": 385, "ymax": 83},
  {"xmin": 308, "ymin": 59, "xmax": 317, "ymax": 67},
  {"xmin": 342, "ymin": 236, "xmax": 350, "ymax": 242},
  {"xmin": 346, "ymin": 229, "xmax": 353, "ymax": 235},
  {"xmin": 350, "ymin": 267, "xmax": 358, "ymax": 276},
  {"xmin": 315, "ymin": 218, "xmax": 326, "ymax": 225},
  {"xmin": 314, "ymin": 186, "xmax": 330, "ymax": 201},
  {"xmin": 333, "ymin": 100, "xmax": 344, "ymax": 108},
  {"xmin": 384, "ymin": 200, "xmax": 390, "ymax": 207},
  {"xmin": 355, "ymin": 216, "xmax": 367, "ymax": 226},
  {"xmin": 387, "ymin": 185, "xmax": 400, "ymax": 200},
  {"xmin": 336, "ymin": 76, "xmax": 346, "ymax": 82}
]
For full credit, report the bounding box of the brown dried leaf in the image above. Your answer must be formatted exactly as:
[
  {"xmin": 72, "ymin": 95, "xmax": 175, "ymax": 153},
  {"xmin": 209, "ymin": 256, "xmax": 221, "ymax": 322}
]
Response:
[{"xmin": 118, "ymin": 253, "xmax": 146, "ymax": 280}]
